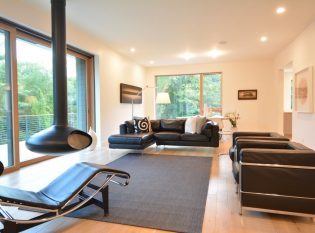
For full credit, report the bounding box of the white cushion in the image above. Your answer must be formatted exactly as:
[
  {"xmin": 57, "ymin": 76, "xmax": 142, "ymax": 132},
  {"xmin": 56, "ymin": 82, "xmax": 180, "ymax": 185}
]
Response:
[
  {"xmin": 196, "ymin": 116, "xmax": 207, "ymax": 134},
  {"xmin": 185, "ymin": 116, "xmax": 197, "ymax": 134}
]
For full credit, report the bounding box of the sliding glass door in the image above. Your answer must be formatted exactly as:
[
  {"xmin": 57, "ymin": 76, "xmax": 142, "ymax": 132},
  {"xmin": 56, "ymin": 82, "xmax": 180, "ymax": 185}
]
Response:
[
  {"xmin": 0, "ymin": 21, "xmax": 94, "ymax": 172},
  {"xmin": 16, "ymin": 37, "xmax": 53, "ymax": 162},
  {"xmin": 0, "ymin": 29, "xmax": 14, "ymax": 168}
]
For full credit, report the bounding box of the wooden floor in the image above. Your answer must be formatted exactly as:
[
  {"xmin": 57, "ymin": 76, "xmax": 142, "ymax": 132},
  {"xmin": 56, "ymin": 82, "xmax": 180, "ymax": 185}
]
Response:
[{"xmin": 0, "ymin": 141, "xmax": 314, "ymax": 233}]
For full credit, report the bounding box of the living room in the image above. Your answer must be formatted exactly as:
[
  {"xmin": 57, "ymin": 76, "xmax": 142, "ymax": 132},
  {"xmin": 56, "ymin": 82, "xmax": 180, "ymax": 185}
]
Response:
[{"xmin": 0, "ymin": 0, "xmax": 315, "ymax": 232}]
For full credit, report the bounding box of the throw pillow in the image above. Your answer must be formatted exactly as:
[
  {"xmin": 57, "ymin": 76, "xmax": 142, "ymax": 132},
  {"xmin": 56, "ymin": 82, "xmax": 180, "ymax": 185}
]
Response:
[
  {"xmin": 185, "ymin": 116, "xmax": 197, "ymax": 134},
  {"xmin": 124, "ymin": 120, "xmax": 135, "ymax": 133},
  {"xmin": 196, "ymin": 116, "xmax": 207, "ymax": 134},
  {"xmin": 133, "ymin": 117, "xmax": 151, "ymax": 133}
]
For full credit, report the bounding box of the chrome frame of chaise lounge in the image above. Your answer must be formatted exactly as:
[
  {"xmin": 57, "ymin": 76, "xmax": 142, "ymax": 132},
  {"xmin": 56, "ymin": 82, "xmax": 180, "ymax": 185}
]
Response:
[{"xmin": 0, "ymin": 162, "xmax": 130, "ymax": 233}]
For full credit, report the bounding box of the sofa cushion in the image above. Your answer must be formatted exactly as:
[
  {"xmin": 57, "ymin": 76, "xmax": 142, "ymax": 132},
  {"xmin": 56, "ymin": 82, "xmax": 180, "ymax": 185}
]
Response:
[
  {"xmin": 133, "ymin": 117, "xmax": 150, "ymax": 133},
  {"xmin": 108, "ymin": 133, "xmax": 154, "ymax": 145},
  {"xmin": 150, "ymin": 120, "xmax": 161, "ymax": 132},
  {"xmin": 181, "ymin": 134, "xmax": 209, "ymax": 142},
  {"xmin": 201, "ymin": 121, "xmax": 213, "ymax": 138},
  {"xmin": 124, "ymin": 120, "xmax": 135, "ymax": 134},
  {"xmin": 196, "ymin": 116, "xmax": 207, "ymax": 134},
  {"xmin": 160, "ymin": 119, "xmax": 185, "ymax": 133},
  {"xmin": 154, "ymin": 132, "xmax": 181, "ymax": 141},
  {"xmin": 185, "ymin": 116, "xmax": 197, "ymax": 134}
]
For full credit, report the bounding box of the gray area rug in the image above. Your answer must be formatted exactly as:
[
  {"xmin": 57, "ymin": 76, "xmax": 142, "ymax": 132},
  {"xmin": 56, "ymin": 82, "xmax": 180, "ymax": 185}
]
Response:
[{"xmin": 69, "ymin": 153, "xmax": 212, "ymax": 233}]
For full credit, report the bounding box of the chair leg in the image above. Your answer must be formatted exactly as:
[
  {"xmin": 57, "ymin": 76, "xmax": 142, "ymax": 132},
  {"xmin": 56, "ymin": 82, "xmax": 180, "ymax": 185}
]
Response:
[
  {"xmin": 3, "ymin": 220, "xmax": 18, "ymax": 233},
  {"xmin": 101, "ymin": 186, "xmax": 109, "ymax": 216}
]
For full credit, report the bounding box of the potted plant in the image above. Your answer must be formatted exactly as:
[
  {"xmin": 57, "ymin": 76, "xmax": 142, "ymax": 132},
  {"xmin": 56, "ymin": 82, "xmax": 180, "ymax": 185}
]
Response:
[{"xmin": 224, "ymin": 112, "xmax": 240, "ymax": 128}]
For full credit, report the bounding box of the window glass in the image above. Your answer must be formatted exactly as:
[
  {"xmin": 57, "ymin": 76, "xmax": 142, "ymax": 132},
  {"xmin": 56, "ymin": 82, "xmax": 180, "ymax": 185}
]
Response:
[
  {"xmin": 0, "ymin": 29, "xmax": 14, "ymax": 167},
  {"xmin": 156, "ymin": 74, "xmax": 200, "ymax": 119},
  {"xmin": 156, "ymin": 73, "xmax": 222, "ymax": 119},
  {"xmin": 67, "ymin": 54, "xmax": 87, "ymax": 131},
  {"xmin": 16, "ymin": 37, "xmax": 53, "ymax": 161},
  {"xmin": 203, "ymin": 73, "xmax": 222, "ymax": 116}
]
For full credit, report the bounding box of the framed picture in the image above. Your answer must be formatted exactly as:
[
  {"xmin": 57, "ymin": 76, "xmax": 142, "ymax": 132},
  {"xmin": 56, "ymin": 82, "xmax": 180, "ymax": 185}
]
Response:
[
  {"xmin": 294, "ymin": 67, "xmax": 313, "ymax": 113},
  {"xmin": 120, "ymin": 83, "xmax": 142, "ymax": 104},
  {"xmin": 238, "ymin": 89, "xmax": 257, "ymax": 100}
]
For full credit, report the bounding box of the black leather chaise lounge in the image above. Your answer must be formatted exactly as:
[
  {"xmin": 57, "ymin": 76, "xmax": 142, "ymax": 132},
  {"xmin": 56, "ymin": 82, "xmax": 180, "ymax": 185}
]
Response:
[{"xmin": 0, "ymin": 162, "xmax": 130, "ymax": 233}]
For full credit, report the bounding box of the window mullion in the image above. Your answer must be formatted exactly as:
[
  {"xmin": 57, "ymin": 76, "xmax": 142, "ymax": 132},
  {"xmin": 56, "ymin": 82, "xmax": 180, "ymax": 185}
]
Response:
[
  {"xmin": 9, "ymin": 25, "xmax": 21, "ymax": 169},
  {"xmin": 200, "ymin": 74, "xmax": 204, "ymax": 116}
]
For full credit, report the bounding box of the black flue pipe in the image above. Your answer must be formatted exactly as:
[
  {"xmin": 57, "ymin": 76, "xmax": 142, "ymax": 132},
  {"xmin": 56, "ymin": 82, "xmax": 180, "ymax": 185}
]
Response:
[
  {"xmin": 26, "ymin": 0, "xmax": 92, "ymax": 154},
  {"xmin": 52, "ymin": 0, "xmax": 67, "ymax": 126}
]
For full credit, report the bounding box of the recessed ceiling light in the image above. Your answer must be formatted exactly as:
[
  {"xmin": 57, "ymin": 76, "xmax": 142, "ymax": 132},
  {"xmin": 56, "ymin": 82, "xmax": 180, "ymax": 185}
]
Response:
[
  {"xmin": 180, "ymin": 52, "xmax": 194, "ymax": 60},
  {"xmin": 207, "ymin": 49, "xmax": 223, "ymax": 58},
  {"xmin": 276, "ymin": 7, "xmax": 286, "ymax": 14},
  {"xmin": 260, "ymin": 36, "xmax": 268, "ymax": 42},
  {"xmin": 149, "ymin": 60, "xmax": 155, "ymax": 64},
  {"xmin": 130, "ymin": 48, "xmax": 136, "ymax": 52}
]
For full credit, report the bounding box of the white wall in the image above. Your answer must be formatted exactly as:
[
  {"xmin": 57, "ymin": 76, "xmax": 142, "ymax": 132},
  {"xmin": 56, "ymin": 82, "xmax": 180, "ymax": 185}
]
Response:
[
  {"xmin": 0, "ymin": 0, "xmax": 146, "ymax": 147},
  {"xmin": 145, "ymin": 60, "xmax": 281, "ymax": 132},
  {"xmin": 275, "ymin": 20, "xmax": 315, "ymax": 149}
]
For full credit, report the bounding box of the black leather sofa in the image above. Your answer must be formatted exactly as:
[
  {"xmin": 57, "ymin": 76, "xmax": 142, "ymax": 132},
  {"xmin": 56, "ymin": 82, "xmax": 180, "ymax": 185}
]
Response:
[
  {"xmin": 229, "ymin": 131, "xmax": 289, "ymax": 161},
  {"xmin": 108, "ymin": 119, "xmax": 219, "ymax": 149},
  {"xmin": 238, "ymin": 141, "xmax": 315, "ymax": 217}
]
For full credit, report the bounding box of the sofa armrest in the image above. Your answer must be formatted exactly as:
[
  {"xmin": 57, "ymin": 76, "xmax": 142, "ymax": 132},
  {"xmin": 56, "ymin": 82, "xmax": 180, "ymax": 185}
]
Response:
[
  {"xmin": 240, "ymin": 148, "xmax": 315, "ymax": 167},
  {"xmin": 120, "ymin": 123, "xmax": 128, "ymax": 134},
  {"xmin": 232, "ymin": 131, "xmax": 288, "ymax": 146},
  {"xmin": 232, "ymin": 131, "xmax": 270, "ymax": 145},
  {"xmin": 234, "ymin": 140, "xmax": 290, "ymax": 162},
  {"xmin": 202, "ymin": 121, "xmax": 219, "ymax": 147},
  {"xmin": 235, "ymin": 136, "xmax": 289, "ymax": 143}
]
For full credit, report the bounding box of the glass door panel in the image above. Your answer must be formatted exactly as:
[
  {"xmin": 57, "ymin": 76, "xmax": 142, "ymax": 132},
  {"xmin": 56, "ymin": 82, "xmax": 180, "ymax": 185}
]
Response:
[
  {"xmin": 67, "ymin": 54, "xmax": 87, "ymax": 131},
  {"xmin": 16, "ymin": 37, "xmax": 53, "ymax": 162},
  {"xmin": 0, "ymin": 29, "xmax": 14, "ymax": 167}
]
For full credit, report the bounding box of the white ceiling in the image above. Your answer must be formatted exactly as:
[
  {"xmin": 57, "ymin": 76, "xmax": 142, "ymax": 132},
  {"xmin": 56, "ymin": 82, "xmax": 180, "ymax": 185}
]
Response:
[{"xmin": 27, "ymin": 0, "xmax": 315, "ymax": 67}]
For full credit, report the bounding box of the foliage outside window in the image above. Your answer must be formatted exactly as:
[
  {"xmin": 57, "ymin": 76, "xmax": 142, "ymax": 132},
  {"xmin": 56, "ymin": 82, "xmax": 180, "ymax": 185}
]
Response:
[{"xmin": 156, "ymin": 73, "xmax": 222, "ymax": 119}]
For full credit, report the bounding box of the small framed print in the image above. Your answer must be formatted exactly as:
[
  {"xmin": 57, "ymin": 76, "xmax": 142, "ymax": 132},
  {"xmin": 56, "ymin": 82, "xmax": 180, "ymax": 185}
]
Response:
[{"xmin": 238, "ymin": 89, "xmax": 257, "ymax": 100}]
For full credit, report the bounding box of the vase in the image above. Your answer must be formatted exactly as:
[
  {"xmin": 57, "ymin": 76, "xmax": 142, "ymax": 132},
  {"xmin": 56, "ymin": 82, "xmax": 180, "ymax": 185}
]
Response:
[
  {"xmin": 231, "ymin": 127, "xmax": 238, "ymax": 132},
  {"xmin": 88, "ymin": 127, "xmax": 97, "ymax": 151}
]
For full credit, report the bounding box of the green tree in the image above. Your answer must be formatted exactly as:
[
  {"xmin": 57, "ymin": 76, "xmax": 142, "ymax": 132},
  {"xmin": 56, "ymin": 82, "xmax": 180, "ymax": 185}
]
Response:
[{"xmin": 156, "ymin": 74, "xmax": 221, "ymax": 119}]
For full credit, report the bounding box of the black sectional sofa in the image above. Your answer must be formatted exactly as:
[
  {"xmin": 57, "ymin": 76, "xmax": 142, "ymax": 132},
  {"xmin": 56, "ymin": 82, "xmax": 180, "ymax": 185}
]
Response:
[{"xmin": 108, "ymin": 119, "xmax": 219, "ymax": 149}]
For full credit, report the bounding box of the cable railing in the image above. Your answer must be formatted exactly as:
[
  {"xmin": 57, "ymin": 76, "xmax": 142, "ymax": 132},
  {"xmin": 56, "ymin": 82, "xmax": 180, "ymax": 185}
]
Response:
[{"xmin": 0, "ymin": 113, "xmax": 78, "ymax": 145}]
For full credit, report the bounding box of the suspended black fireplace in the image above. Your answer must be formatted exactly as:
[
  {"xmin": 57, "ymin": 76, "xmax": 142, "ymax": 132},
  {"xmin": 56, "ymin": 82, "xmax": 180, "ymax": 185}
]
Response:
[{"xmin": 26, "ymin": 0, "xmax": 92, "ymax": 154}]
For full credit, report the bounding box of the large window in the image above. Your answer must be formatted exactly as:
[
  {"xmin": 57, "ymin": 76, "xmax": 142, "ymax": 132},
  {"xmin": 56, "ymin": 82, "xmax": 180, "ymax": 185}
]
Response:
[
  {"xmin": 156, "ymin": 73, "xmax": 222, "ymax": 119},
  {"xmin": 0, "ymin": 21, "xmax": 94, "ymax": 170}
]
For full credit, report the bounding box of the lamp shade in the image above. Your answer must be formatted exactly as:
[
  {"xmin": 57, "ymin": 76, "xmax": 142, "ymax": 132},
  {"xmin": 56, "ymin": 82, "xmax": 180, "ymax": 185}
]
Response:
[{"xmin": 156, "ymin": 92, "xmax": 171, "ymax": 104}]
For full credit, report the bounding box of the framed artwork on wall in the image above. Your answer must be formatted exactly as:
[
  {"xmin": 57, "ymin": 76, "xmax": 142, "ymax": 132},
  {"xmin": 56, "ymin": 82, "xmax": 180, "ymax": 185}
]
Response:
[
  {"xmin": 294, "ymin": 66, "xmax": 313, "ymax": 113},
  {"xmin": 120, "ymin": 83, "xmax": 142, "ymax": 104},
  {"xmin": 238, "ymin": 89, "xmax": 257, "ymax": 100}
]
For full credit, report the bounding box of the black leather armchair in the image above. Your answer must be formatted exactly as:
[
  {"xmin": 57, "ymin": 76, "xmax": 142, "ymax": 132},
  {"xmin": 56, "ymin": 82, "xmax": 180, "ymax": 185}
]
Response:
[
  {"xmin": 229, "ymin": 132, "xmax": 289, "ymax": 161},
  {"xmin": 232, "ymin": 140, "xmax": 309, "ymax": 183},
  {"xmin": 239, "ymin": 147, "xmax": 315, "ymax": 217}
]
